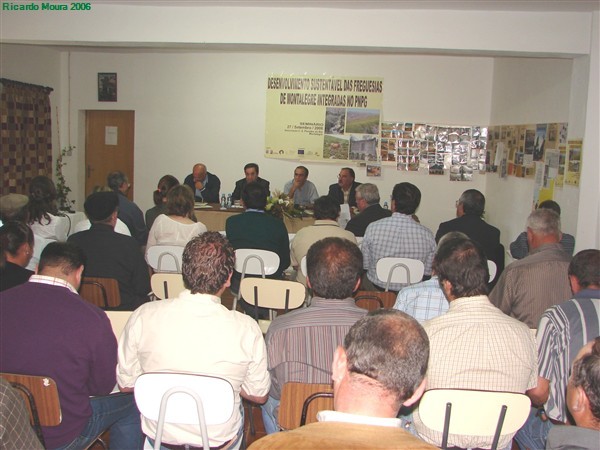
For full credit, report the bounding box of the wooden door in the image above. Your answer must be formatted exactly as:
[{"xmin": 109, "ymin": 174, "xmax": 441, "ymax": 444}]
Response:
[{"xmin": 85, "ymin": 110, "xmax": 135, "ymax": 199}]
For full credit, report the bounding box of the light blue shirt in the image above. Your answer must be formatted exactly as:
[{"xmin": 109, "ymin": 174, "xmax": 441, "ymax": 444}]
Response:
[
  {"xmin": 283, "ymin": 180, "xmax": 319, "ymax": 206},
  {"xmin": 393, "ymin": 276, "xmax": 448, "ymax": 323}
]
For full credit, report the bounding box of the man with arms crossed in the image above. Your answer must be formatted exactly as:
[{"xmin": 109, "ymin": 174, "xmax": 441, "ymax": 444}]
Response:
[{"xmin": 117, "ymin": 232, "xmax": 270, "ymax": 449}]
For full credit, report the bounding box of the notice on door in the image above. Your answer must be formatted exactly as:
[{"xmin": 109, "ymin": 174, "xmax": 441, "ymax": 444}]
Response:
[{"xmin": 105, "ymin": 126, "xmax": 118, "ymax": 146}]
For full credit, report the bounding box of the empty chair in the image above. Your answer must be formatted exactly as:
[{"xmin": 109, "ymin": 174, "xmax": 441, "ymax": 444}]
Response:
[
  {"xmin": 134, "ymin": 373, "xmax": 236, "ymax": 450},
  {"xmin": 239, "ymin": 278, "xmax": 306, "ymax": 334},
  {"xmin": 232, "ymin": 249, "xmax": 280, "ymax": 311},
  {"xmin": 376, "ymin": 257, "xmax": 425, "ymax": 290},
  {"xmin": 150, "ymin": 273, "xmax": 186, "ymax": 300},
  {"xmin": 146, "ymin": 245, "xmax": 184, "ymax": 273},
  {"xmin": 417, "ymin": 388, "xmax": 530, "ymax": 450},
  {"xmin": 79, "ymin": 276, "xmax": 121, "ymax": 309}
]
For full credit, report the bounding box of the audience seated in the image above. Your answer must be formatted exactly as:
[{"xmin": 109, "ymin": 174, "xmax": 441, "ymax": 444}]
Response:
[
  {"xmin": 146, "ymin": 184, "xmax": 207, "ymax": 251},
  {"xmin": 226, "ymin": 182, "xmax": 290, "ymax": 315},
  {"xmin": 283, "ymin": 165, "xmax": 319, "ymax": 207},
  {"xmin": 435, "ymin": 189, "xmax": 503, "ymax": 284},
  {"xmin": 251, "ymin": 309, "xmax": 434, "ymax": 449},
  {"xmin": 515, "ymin": 249, "xmax": 600, "ymax": 450},
  {"xmin": 362, "ymin": 182, "xmax": 435, "ymax": 291},
  {"xmin": 327, "ymin": 167, "xmax": 361, "ymax": 208},
  {"xmin": 490, "ymin": 208, "xmax": 572, "ymax": 328},
  {"xmin": 145, "ymin": 174, "xmax": 179, "ymax": 230},
  {"xmin": 510, "ymin": 200, "xmax": 575, "ymax": 259},
  {"xmin": 412, "ymin": 236, "xmax": 537, "ymax": 449},
  {"xmin": 27, "ymin": 175, "xmax": 70, "ymax": 241},
  {"xmin": 262, "ymin": 237, "xmax": 367, "ymax": 434},
  {"xmin": 0, "ymin": 377, "xmax": 44, "ymax": 449},
  {"xmin": 0, "ymin": 221, "xmax": 34, "ymax": 291},
  {"xmin": 231, "ymin": 163, "xmax": 270, "ymax": 202},
  {"xmin": 290, "ymin": 196, "xmax": 357, "ymax": 286},
  {"xmin": 344, "ymin": 183, "xmax": 391, "ymax": 237},
  {"xmin": 117, "ymin": 232, "xmax": 269, "ymax": 450},
  {"xmin": 68, "ymin": 191, "xmax": 151, "ymax": 311},
  {"xmin": 0, "ymin": 242, "xmax": 142, "ymax": 450},
  {"xmin": 546, "ymin": 337, "xmax": 600, "ymax": 450},
  {"xmin": 393, "ymin": 231, "xmax": 468, "ymax": 323},
  {"xmin": 183, "ymin": 163, "xmax": 220, "ymax": 203},
  {"xmin": 107, "ymin": 170, "xmax": 148, "ymax": 246}
]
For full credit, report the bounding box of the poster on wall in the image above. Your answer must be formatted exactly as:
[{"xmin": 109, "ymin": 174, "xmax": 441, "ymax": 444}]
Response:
[
  {"xmin": 565, "ymin": 139, "xmax": 583, "ymax": 186},
  {"xmin": 265, "ymin": 75, "xmax": 383, "ymax": 162}
]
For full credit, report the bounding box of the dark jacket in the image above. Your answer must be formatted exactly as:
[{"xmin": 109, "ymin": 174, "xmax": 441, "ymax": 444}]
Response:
[
  {"xmin": 231, "ymin": 177, "xmax": 270, "ymax": 201},
  {"xmin": 345, "ymin": 203, "xmax": 392, "ymax": 237},
  {"xmin": 183, "ymin": 171, "xmax": 221, "ymax": 203},
  {"xmin": 327, "ymin": 181, "xmax": 361, "ymax": 208}
]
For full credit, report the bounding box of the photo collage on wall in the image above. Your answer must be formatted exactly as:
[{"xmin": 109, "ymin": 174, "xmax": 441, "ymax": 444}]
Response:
[{"xmin": 380, "ymin": 122, "xmax": 488, "ymax": 181}]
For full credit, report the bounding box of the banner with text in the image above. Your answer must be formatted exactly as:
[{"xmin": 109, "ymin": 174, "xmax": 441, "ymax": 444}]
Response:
[{"xmin": 265, "ymin": 75, "xmax": 383, "ymax": 162}]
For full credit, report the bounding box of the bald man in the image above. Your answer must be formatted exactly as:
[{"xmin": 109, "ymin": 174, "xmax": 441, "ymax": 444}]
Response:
[{"xmin": 183, "ymin": 163, "xmax": 221, "ymax": 203}]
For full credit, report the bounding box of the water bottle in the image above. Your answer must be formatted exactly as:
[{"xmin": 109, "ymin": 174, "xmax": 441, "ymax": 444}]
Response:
[
  {"xmin": 383, "ymin": 201, "xmax": 389, "ymax": 209},
  {"xmin": 220, "ymin": 194, "xmax": 226, "ymax": 209},
  {"xmin": 227, "ymin": 194, "xmax": 232, "ymax": 207}
]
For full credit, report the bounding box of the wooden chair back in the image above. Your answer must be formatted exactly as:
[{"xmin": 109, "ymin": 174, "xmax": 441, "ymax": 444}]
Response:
[
  {"xmin": 278, "ymin": 382, "xmax": 333, "ymax": 431},
  {"xmin": 79, "ymin": 276, "xmax": 121, "ymax": 309},
  {"xmin": 353, "ymin": 291, "xmax": 396, "ymax": 311},
  {"xmin": 151, "ymin": 273, "xmax": 186, "ymax": 300}
]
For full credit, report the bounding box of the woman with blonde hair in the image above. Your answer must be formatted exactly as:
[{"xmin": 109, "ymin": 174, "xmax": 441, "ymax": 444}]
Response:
[{"xmin": 146, "ymin": 184, "xmax": 207, "ymax": 251}]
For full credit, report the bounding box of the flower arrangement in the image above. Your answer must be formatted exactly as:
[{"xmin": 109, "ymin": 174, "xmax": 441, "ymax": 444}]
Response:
[
  {"xmin": 265, "ymin": 190, "xmax": 303, "ymax": 219},
  {"xmin": 55, "ymin": 145, "xmax": 76, "ymax": 212}
]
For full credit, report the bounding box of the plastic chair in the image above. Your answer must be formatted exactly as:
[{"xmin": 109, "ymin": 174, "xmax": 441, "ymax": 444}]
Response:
[
  {"xmin": 278, "ymin": 382, "xmax": 334, "ymax": 431},
  {"xmin": 417, "ymin": 388, "xmax": 530, "ymax": 450},
  {"xmin": 134, "ymin": 373, "xmax": 235, "ymax": 450},
  {"xmin": 239, "ymin": 278, "xmax": 306, "ymax": 334},
  {"xmin": 232, "ymin": 249, "xmax": 280, "ymax": 311},
  {"xmin": 79, "ymin": 276, "xmax": 121, "ymax": 309},
  {"xmin": 151, "ymin": 273, "xmax": 186, "ymax": 300},
  {"xmin": 376, "ymin": 257, "xmax": 425, "ymax": 290},
  {"xmin": 105, "ymin": 310, "xmax": 133, "ymax": 339},
  {"xmin": 146, "ymin": 245, "xmax": 185, "ymax": 273},
  {"xmin": 487, "ymin": 260, "xmax": 497, "ymax": 282}
]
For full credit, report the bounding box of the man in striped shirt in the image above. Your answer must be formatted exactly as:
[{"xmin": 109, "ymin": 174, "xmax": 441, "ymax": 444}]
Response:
[
  {"xmin": 261, "ymin": 237, "xmax": 367, "ymax": 434},
  {"xmin": 515, "ymin": 249, "xmax": 600, "ymax": 450}
]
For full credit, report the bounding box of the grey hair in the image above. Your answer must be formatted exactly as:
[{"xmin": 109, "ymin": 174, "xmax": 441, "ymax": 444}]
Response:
[
  {"xmin": 107, "ymin": 171, "xmax": 128, "ymax": 192},
  {"xmin": 356, "ymin": 183, "xmax": 380, "ymax": 205},
  {"xmin": 527, "ymin": 208, "xmax": 561, "ymax": 238}
]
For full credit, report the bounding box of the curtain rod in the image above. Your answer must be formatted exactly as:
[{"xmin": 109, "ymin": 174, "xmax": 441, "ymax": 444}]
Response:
[{"xmin": 0, "ymin": 78, "xmax": 54, "ymax": 92}]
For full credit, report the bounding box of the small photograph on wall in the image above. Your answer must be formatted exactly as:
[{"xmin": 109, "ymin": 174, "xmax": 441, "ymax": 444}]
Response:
[{"xmin": 98, "ymin": 73, "xmax": 117, "ymax": 102}]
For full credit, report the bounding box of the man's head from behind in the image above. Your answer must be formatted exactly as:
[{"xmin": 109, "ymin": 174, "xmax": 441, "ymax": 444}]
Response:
[
  {"xmin": 332, "ymin": 310, "xmax": 429, "ymax": 416},
  {"xmin": 526, "ymin": 208, "xmax": 562, "ymax": 249},
  {"xmin": 313, "ymin": 196, "xmax": 340, "ymax": 221},
  {"xmin": 433, "ymin": 237, "xmax": 489, "ymax": 300},
  {"xmin": 568, "ymin": 249, "xmax": 600, "ymax": 294},
  {"xmin": 567, "ymin": 337, "xmax": 600, "ymax": 429},
  {"xmin": 306, "ymin": 237, "xmax": 362, "ymax": 299},
  {"xmin": 457, "ymin": 189, "xmax": 485, "ymax": 217},
  {"xmin": 84, "ymin": 192, "xmax": 119, "ymax": 226},
  {"xmin": 182, "ymin": 231, "xmax": 235, "ymax": 296},
  {"xmin": 242, "ymin": 182, "xmax": 268, "ymax": 210},
  {"xmin": 391, "ymin": 182, "xmax": 421, "ymax": 215},
  {"xmin": 38, "ymin": 242, "xmax": 86, "ymax": 289},
  {"xmin": 355, "ymin": 183, "xmax": 380, "ymax": 212}
]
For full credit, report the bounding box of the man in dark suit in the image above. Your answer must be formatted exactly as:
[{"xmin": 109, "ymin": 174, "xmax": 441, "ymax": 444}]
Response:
[
  {"xmin": 345, "ymin": 183, "xmax": 391, "ymax": 237},
  {"xmin": 435, "ymin": 189, "xmax": 503, "ymax": 283},
  {"xmin": 231, "ymin": 163, "xmax": 270, "ymax": 201},
  {"xmin": 183, "ymin": 163, "xmax": 221, "ymax": 203},
  {"xmin": 226, "ymin": 182, "xmax": 289, "ymax": 314},
  {"xmin": 328, "ymin": 167, "xmax": 361, "ymax": 208}
]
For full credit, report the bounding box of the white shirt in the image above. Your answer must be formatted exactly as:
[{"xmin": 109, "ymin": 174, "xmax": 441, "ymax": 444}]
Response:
[
  {"xmin": 146, "ymin": 214, "xmax": 207, "ymax": 249},
  {"xmin": 117, "ymin": 290, "xmax": 270, "ymax": 446},
  {"xmin": 317, "ymin": 410, "xmax": 403, "ymax": 428},
  {"xmin": 30, "ymin": 213, "xmax": 70, "ymax": 241}
]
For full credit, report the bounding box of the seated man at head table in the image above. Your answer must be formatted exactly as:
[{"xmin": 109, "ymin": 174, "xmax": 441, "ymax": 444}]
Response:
[
  {"xmin": 514, "ymin": 249, "xmax": 600, "ymax": 450},
  {"xmin": 509, "ymin": 200, "xmax": 575, "ymax": 259},
  {"xmin": 117, "ymin": 232, "xmax": 270, "ymax": 450},
  {"xmin": 262, "ymin": 237, "xmax": 367, "ymax": 434},
  {"xmin": 545, "ymin": 337, "xmax": 600, "ymax": 450},
  {"xmin": 344, "ymin": 183, "xmax": 391, "ymax": 238},
  {"xmin": 225, "ymin": 182, "xmax": 290, "ymax": 316},
  {"xmin": 327, "ymin": 167, "xmax": 361, "ymax": 208},
  {"xmin": 290, "ymin": 196, "xmax": 357, "ymax": 286},
  {"xmin": 412, "ymin": 236, "xmax": 537, "ymax": 449},
  {"xmin": 0, "ymin": 241, "xmax": 142, "ymax": 450},
  {"xmin": 250, "ymin": 309, "xmax": 436, "ymax": 450},
  {"xmin": 283, "ymin": 165, "xmax": 319, "ymax": 207},
  {"xmin": 183, "ymin": 163, "xmax": 221, "ymax": 204},
  {"xmin": 231, "ymin": 162, "xmax": 270, "ymax": 202}
]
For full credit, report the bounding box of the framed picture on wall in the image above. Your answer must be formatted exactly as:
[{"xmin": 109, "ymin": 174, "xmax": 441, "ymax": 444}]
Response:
[{"xmin": 98, "ymin": 73, "xmax": 117, "ymax": 102}]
